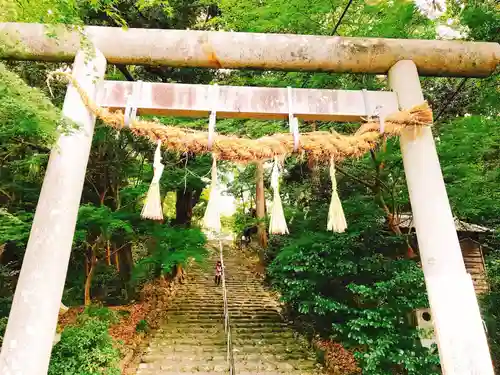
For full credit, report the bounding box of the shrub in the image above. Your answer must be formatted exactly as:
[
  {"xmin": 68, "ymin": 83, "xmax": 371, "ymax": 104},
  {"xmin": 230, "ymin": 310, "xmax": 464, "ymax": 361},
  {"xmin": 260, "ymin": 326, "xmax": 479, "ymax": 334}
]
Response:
[
  {"xmin": 49, "ymin": 315, "xmax": 120, "ymax": 375},
  {"xmin": 135, "ymin": 319, "xmax": 149, "ymax": 333},
  {"xmin": 268, "ymin": 195, "xmax": 440, "ymax": 374},
  {"xmin": 0, "ymin": 316, "xmax": 8, "ymax": 347},
  {"xmin": 0, "ymin": 263, "xmax": 17, "ymax": 318},
  {"xmin": 481, "ymin": 247, "xmax": 500, "ymax": 373},
  {"xmin": 83, "ymin": 305, "xmax": 120, "ymax": 325},
  {"xmin": 0, "ymin": 296, "xmax": 12, "ymax": 319}
]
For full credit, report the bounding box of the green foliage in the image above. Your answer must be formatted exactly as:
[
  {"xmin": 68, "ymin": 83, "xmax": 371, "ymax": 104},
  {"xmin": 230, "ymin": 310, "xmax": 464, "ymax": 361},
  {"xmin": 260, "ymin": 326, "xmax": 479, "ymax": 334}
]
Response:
[
  {"xmin": 0, "ymin": 316, "xmax": 8, "ymax": 346},
  {"xmin": 481, "ymin": 248, "xmax": 500, "ymax": 373},
  {"xmin": 218, "ymin": 0, "xmax": 433, "ymax": 38},
  {"xmin": 49, "ymin": 317, "xmax": 120, "ymax": 375},
  {"xmin": 0, "ymin": 0, "xmax": 146, "ymax": 26},
  {"xmin": 230, "ymin": 207, "xmax": 259, "ymax": 236},
  {"xmin": 0, "ymin": 62, "xmax": 61, "ymax": 213},
  {"xmin": 75, "ymin": 204, "xmax": 135, "ymax": 245},
  {"xmin": 459, "ymin": 0, "xmax": 500, "ymax": 42},
  {"xmin": 438, "ymin": 116, "xmax": 500, "ymax": 227},
  {"xmin": 0, "ymin": 62, "xmax": 59, "ymax": 143},
  {"xmin": 82, "ymin": 305, "xmax": 120, "ymax": 325},
  {"xmin": 0, "ymin": 263, "xmax": 17, "ymax": 317},
  {"xmin": 0, "ymin": 210, "xmax": 33, "ymax": 247},
  {"xmin": 135, "ymin": 319, "xmax": 149, "ymax": 333},
  {"xmin": 132, "ymin": 226, "xmax": 207, "ymax": 285}
]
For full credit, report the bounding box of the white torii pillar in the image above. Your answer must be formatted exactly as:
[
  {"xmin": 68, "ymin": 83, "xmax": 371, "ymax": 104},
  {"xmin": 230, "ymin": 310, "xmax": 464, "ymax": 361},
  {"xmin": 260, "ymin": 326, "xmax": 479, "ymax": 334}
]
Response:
[
  {"xmin": 388, "ymin": 60, "xmax": 494, "ymax": 374},
  {"xmin": 0, "ymin": 50, "xmax": 107, "ymax": 375}
]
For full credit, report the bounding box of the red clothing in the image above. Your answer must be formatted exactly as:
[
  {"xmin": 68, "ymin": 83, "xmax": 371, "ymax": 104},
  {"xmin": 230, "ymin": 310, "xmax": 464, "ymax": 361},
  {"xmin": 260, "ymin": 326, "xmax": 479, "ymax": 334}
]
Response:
[{"xmin": 215, "ymin": 264, "xmax": 222, "ymax": 276}]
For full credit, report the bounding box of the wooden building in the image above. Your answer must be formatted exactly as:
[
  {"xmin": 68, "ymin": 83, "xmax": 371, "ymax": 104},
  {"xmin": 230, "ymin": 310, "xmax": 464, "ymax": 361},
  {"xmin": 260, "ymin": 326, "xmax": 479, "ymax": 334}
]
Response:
[{"xmin": 398, "ymin": 213, "xmax": 491, "ymax": 294}]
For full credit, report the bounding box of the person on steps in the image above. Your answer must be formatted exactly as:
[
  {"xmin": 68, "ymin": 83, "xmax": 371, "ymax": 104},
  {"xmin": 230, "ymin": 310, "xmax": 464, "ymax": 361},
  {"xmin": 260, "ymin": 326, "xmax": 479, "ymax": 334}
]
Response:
[{"xmin": 214, "ymin": 260, "xmax": 222, "ymax": 286}]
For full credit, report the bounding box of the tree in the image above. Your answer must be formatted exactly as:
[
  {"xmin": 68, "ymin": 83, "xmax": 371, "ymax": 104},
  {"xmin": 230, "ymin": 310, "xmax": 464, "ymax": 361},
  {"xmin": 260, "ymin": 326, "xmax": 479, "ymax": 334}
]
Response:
[{"xmin": 255, "ymin": 161, "xmax": 268, "ymax": 249}]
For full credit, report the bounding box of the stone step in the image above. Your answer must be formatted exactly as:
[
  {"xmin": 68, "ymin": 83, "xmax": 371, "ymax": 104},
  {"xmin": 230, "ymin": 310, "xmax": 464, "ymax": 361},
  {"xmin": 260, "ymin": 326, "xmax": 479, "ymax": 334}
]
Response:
[
  {"xmin": 235, "ymin": 362, "xmax": 319, "ymax": 371},
  {"xmin": 235, "ymin": 371, "xmax": 322, "ymax": 375},
  {"xmin": 176, "ymin": 297, "xmax": 274, "ymax": 303},
  {"xmin": 137, "ymin": 362, "xmax": 228, "ymax": 372},
  {"xmin": 171, "ymin": 305, "xmax": 279, "ymax": 311},
  {"xmin": 141, "ymin": 353, "xmax": 227, "ymax": 364},
  {"xmin": 137, "ymin": 369, "xmax": 315, "ymax": 375},
  {"xmin": 152, "ymin": 331, "xmax": 296, "ymax": 342},
  {"xmin": 163, "ymin": 316, "xmax": 282, "ymax": 323},
  {"xmin": 163, "ymin": 320, "xmax": 283, "ymax": 328},
  {"xmin": 179, "ymin": 283, "xmax": 266, "ymax": 288},
  {"xmin": 150, "ymin": 342, "xmax": 309, "ymax": 354},
  {"xmin": 186, "ymin": 286, "xmax": 264, "ymax": 290},
  {"xmin": 138, "ymin": 359, "xmax": 317, "ymax": 372},
  {"xmin": 166, "ymin": 306, "xmax": 276, "ymax": 312},
  {"xmin": 175, "ymin": 294, "xmax": 273, "ymax": 300},
  {"xmin": 168, "ymin": 306, "xmax": 277, "ymax": 313},
  {"xmin": 166, "ymin": 313, "xmax": 281, "ymax": 320},
  {"xmin": 158, "ymin": 325, "xmax": 289, "ymax": 334},
  {"xmin": 148, "ymin": 337, "xmax": 298, "ymax": 347},
  {"xmin": 144, "ymin": 347, "xmax": 314, "ymax": 362},
  {"xmin": 234, "ymin": 352, "xmax": 315, "ymax": 361}
]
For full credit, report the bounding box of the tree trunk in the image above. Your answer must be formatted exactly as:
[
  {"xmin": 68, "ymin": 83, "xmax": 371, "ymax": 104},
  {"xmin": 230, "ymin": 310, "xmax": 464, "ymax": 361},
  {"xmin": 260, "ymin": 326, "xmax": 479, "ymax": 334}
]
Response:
[
  {"xmin": 255, "ymin": 161, "xmax": 268, "ymax": 253},
  {"xmin": 114, "ymin": 251, "xmax": 120, "ymax": 272},
  {"xmin": 174, "ymin": 264, "xmax": 185, "ymax": 283},
  {"xmin": 308, "ymin": 158, "xmax": 321, "ymax": 190},
  {"xmin": 84, "ymin": 252, "xmax": 97, "ymax": 306},
  {"xmin": 117, "ymin": 243, "xmax": 134, "ymax": 281},
  {"xmin": 0, "ymin": 243, "xmax": 5, "ymax": 264},
  {"xmin": 106, "ymin": 241, "xmax": 111, "ymax": 266},
  {"xmin": 175, "ymin": 188, "xmax": 202, "ymax": 226}
]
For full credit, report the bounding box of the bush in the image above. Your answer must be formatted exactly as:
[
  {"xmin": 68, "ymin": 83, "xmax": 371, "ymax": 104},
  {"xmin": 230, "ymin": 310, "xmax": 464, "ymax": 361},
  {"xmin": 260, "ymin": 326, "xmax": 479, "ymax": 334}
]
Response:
[
  {"xmin": 91, "ymin": 264, "xmax": 126, "ymax": 305},
  {"xmin": 268, "ymin": 196, "xmax": 440, "ymax": 374},
  {"xmin": 0, "ymin": 296, "xmax": 12, "ymax": 319},
  {"xmin": 49, "ymin": 314, "xmax": 120, "ymax": 375},
  {"xmin": 0, "ymin": 316, "xmax": 8, "ymax": 347},
  {"xmin": 135, "ymin": 319, "xmax": 149, "ymax": 333},
  {"xmin": 481, "ymin": 248, "xmax": 500, "ymax": 373},
  {"xmin": 83, "ymin": 305, "xmax": 120, "ymax": 325}
]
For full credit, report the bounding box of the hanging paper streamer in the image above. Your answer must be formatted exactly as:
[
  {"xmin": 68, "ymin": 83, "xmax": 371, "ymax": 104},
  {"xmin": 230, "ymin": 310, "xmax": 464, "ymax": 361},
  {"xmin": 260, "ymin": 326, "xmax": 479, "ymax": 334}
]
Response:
[
  {"xmin": 327, "ymin": 157, "xmax": 347, "ymax": 233},
  {"xmin": 203, "ymin": 155, "xmax": 221, "ymax": 233},
  {"xmin": 141, "ymin": 140, "xmax": 165, "ymax": 221},
  {"xmin": 269, "ymin": 157, "xmax": 289, "ymax": 235}
]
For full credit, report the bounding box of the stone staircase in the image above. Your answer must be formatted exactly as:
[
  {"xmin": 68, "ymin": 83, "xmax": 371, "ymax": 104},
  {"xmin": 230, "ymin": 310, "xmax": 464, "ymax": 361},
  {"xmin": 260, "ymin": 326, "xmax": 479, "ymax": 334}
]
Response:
[{"xmin": 136, "ymin": 243, "xmax": 323, "ymax": 375}]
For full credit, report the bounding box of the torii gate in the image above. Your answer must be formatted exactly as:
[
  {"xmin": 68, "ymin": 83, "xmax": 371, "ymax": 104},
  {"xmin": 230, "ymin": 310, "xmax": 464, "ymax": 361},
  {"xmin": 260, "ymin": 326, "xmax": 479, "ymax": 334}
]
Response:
[{"xmin": 0, "ymin": 22, "xmax": 498, "ymax": 375}]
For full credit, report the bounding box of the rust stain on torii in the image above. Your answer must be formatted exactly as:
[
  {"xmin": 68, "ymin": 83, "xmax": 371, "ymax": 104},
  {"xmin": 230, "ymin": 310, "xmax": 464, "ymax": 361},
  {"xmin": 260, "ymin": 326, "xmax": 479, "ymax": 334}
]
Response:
[{"xmin": 200, "ymin": 33, "xmax": 223, "ymax": 69}]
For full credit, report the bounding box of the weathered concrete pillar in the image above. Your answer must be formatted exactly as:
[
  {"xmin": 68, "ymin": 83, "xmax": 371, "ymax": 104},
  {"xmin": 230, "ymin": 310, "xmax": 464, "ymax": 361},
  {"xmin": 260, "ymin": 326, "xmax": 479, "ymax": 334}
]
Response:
[
  {"xmin": 0, "ymin": 49, "xmax": 106, "ymax": 375},
  {"xmin": 388, "ymin": 60, "xmax": 493, "ymax": 374}
]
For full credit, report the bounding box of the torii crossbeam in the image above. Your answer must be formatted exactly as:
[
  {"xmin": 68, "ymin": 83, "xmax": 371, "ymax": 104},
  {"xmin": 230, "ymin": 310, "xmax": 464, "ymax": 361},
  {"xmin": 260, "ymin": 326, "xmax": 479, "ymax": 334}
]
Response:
[
  {"xmin": 0, "ymin": 22, "xmax": 498, "ymax": 375},
  {"xmin": 0, "ymin": 22, "xmax": 499, "ymax": 77}
]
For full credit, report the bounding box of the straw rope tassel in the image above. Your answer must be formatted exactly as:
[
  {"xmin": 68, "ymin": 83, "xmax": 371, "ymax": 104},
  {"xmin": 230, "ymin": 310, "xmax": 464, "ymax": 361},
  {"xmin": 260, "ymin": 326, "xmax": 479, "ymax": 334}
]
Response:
[
  {"xmin": 269, "ymin": 158, "xmax": 289, "ymax": 235},
  {"xmin": 327, "ymin": 158, "xmax": 347, "ymax": 233},
  {"xmin": 141, "ymin": 140, "xmax": 165, "ymax": 221},
  {"xmin": 203, "ymin": 155, "xmax": 221, "ymax": 233}
]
